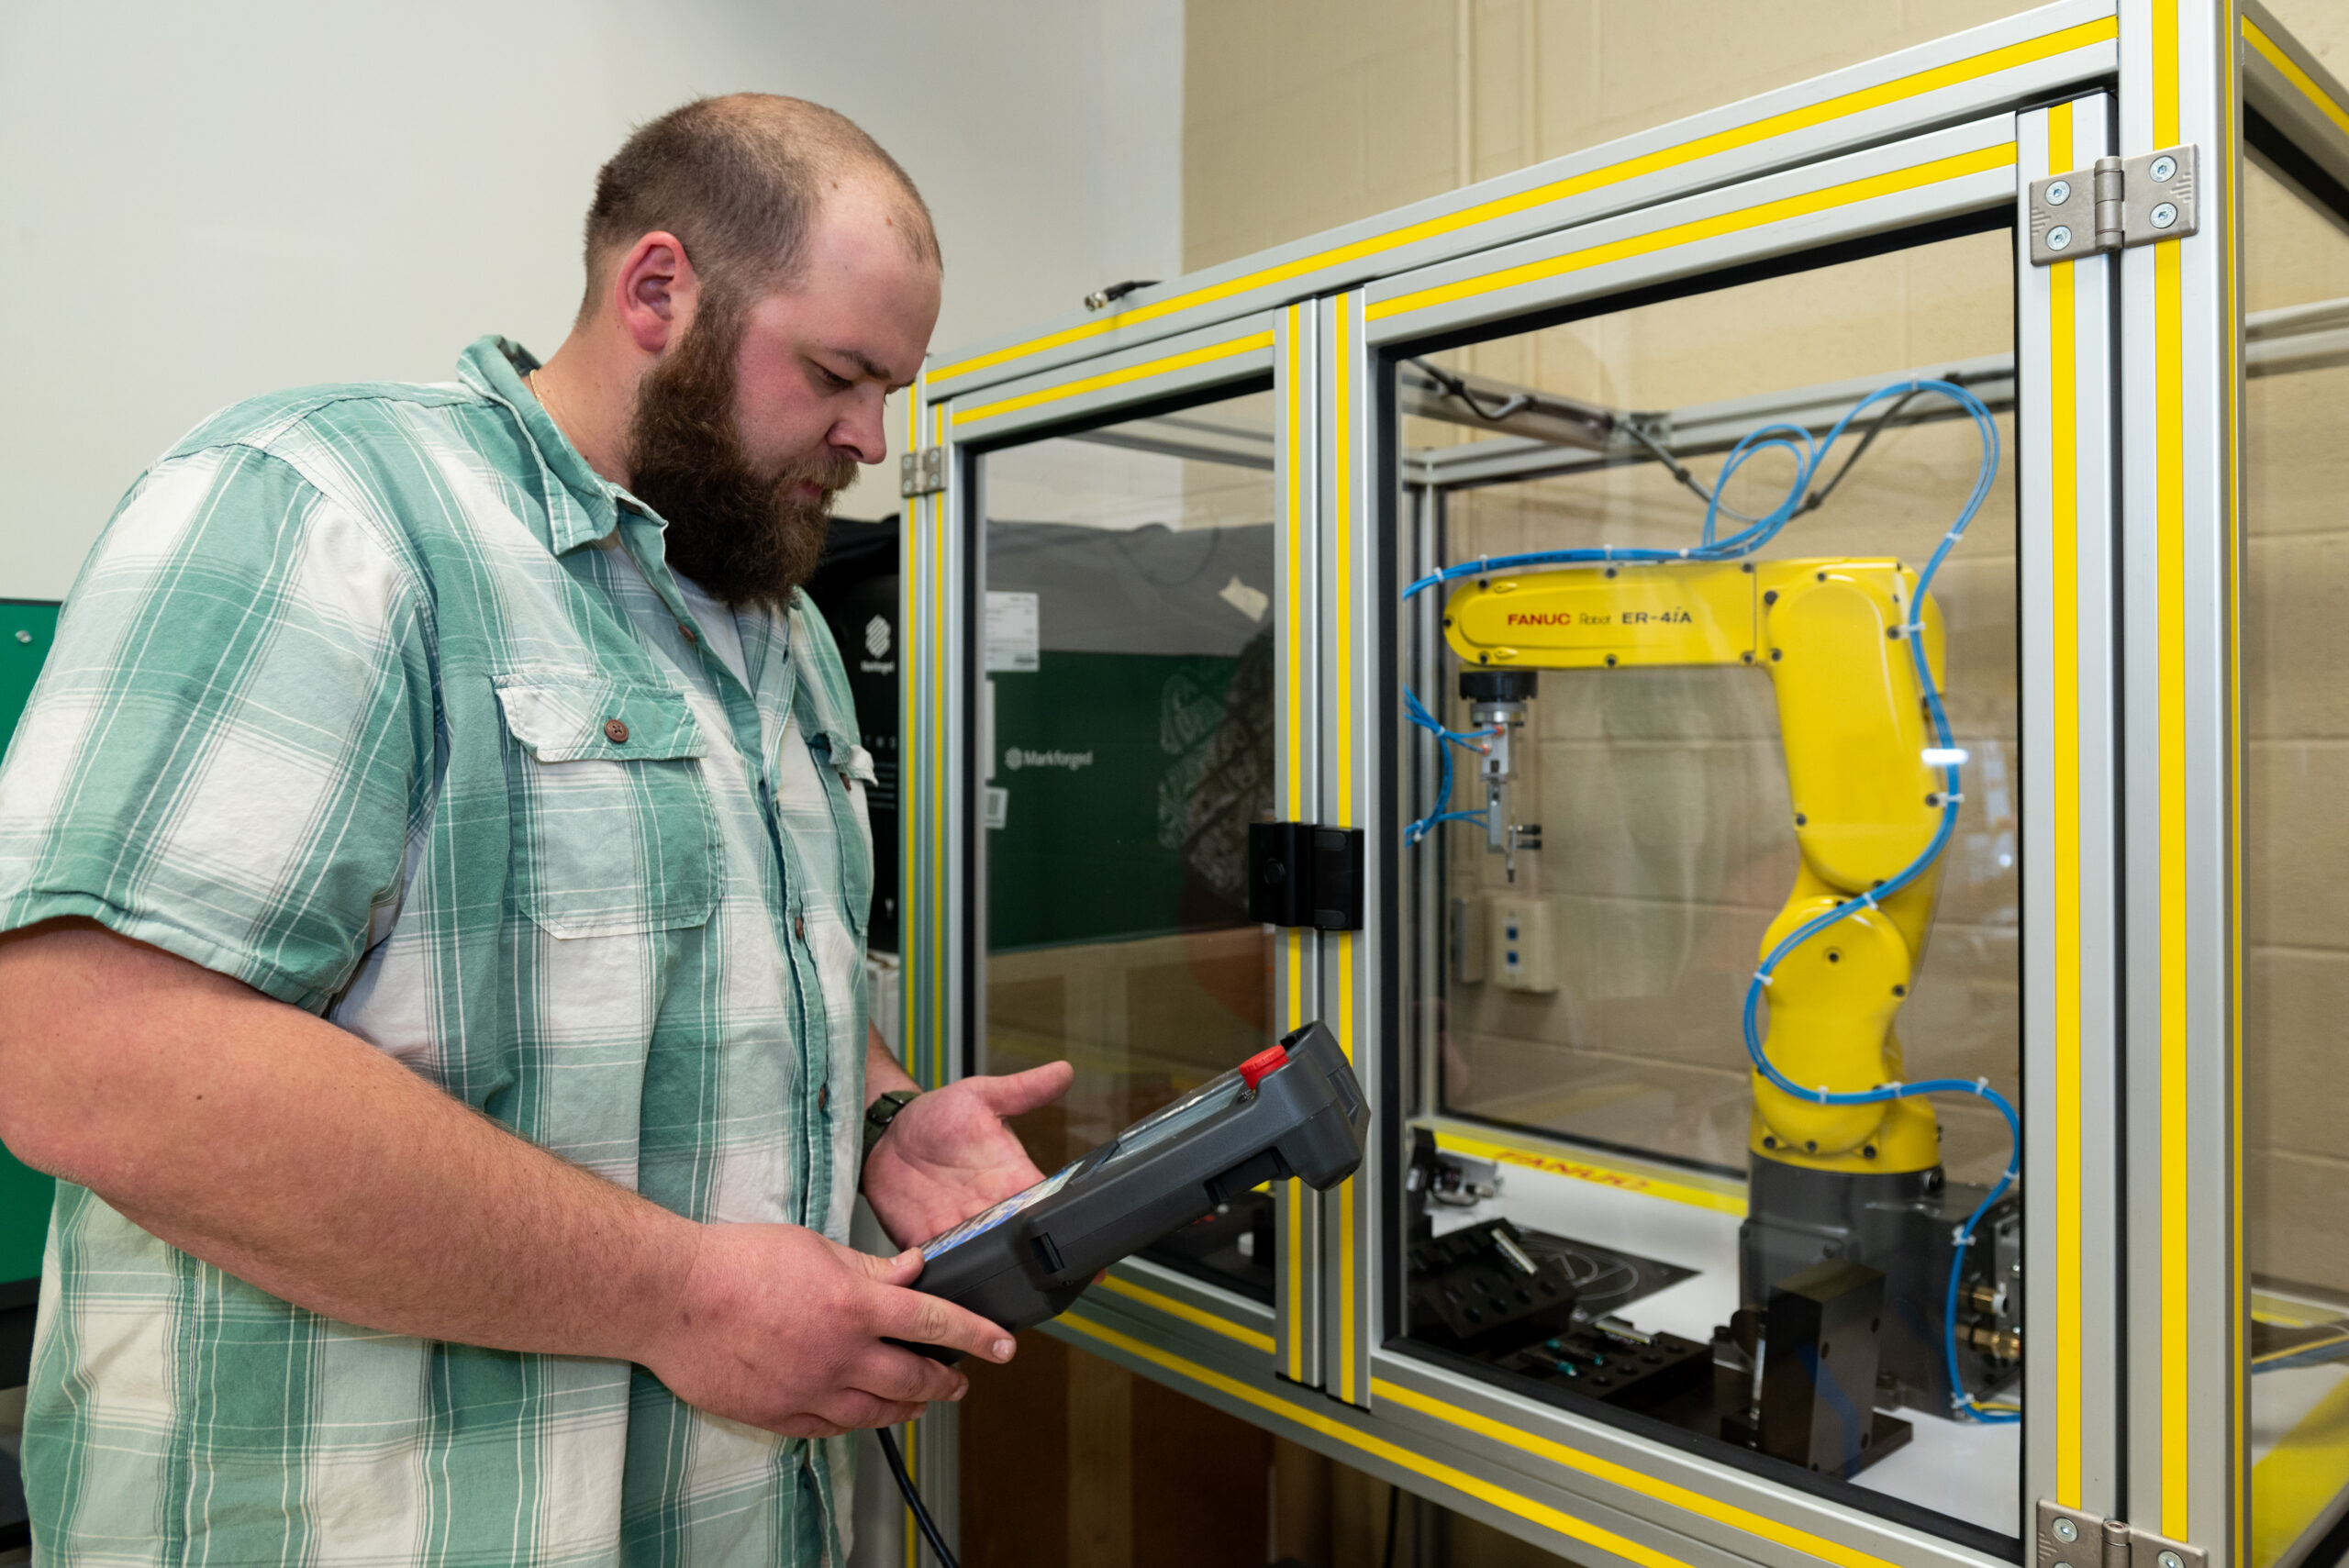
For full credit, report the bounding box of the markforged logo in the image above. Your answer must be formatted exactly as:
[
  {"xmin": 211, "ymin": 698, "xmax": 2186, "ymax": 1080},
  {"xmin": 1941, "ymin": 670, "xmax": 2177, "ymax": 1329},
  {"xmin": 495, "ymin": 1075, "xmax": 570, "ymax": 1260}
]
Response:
[
  {"xmin": 1002, "ymin": 748, "xmax": 1094, "ymax": 772},
  {"xmin": 864, "ymin": 615, "xmax": 891, "ymax": 659}
]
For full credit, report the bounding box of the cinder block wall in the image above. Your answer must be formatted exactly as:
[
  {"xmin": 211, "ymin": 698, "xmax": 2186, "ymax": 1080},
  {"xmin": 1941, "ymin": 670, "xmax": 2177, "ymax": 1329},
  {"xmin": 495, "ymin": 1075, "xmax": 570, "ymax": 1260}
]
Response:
[
  {"xmin": 1431, "ymin": 239, "xmax": 2022, "ymax": 1183},
  {"xmin": 1183, "ymin": 0, "xmax": 2047, "ymax": 275},
  {"xmin": 1186, "ymin": 4, "xmax": 2037, "ymax": 1184},
  {"xmin": 2244, "ymin": 161, "xmax": 2349, "ymax": 1297}
]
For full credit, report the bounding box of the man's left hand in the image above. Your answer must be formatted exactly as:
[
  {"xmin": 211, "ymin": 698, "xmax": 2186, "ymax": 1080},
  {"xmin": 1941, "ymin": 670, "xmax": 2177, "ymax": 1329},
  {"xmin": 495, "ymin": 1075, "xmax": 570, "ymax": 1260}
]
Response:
[{"xmin": 862, "ymin": 1062, "xmax": 1075, "ymax": 1250}]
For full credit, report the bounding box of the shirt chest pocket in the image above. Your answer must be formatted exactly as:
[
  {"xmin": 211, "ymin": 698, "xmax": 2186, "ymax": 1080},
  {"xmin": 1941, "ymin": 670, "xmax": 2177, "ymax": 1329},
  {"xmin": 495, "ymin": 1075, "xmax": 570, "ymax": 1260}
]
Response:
[{"xmin": 494, "ymin": 674, "xmax": 718, "ymax": 937}]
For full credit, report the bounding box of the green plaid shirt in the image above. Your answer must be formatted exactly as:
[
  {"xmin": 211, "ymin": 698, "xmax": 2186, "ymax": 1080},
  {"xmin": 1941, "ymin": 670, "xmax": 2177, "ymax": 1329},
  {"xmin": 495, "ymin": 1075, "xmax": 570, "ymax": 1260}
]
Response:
[{"xmin": 0, "ymin": 338, "xmax": 877, "ymax": 1565}]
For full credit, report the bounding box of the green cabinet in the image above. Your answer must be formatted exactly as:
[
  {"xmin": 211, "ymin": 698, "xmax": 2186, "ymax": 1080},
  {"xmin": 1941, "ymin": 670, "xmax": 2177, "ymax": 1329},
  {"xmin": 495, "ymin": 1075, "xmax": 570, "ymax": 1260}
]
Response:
[{"xmin": 1, "ymin": 600, "xmax": 59, "ymax": 1288}]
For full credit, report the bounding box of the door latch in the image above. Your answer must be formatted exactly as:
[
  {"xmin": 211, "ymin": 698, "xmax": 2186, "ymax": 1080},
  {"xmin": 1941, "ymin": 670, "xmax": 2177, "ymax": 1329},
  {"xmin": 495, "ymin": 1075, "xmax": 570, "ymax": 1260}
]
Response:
[
  {"xmin": 2029, "ymin": 145, "xmax": 2199, "ymax": 265},
  {"xmin": 1247, "ymin": 823, "xmax": 1365, "ymax": 931},
  {"xmin": 899, "ymin": 446, "xmax": 946, "ymax": 497}
]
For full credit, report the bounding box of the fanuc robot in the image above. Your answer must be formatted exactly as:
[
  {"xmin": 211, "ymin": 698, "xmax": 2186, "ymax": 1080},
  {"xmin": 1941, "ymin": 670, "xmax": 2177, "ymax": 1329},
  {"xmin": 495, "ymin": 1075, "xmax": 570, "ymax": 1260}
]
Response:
[{"xmin": 1419, "ymin": 381, "xmax": 2022, "ymax": 1430}]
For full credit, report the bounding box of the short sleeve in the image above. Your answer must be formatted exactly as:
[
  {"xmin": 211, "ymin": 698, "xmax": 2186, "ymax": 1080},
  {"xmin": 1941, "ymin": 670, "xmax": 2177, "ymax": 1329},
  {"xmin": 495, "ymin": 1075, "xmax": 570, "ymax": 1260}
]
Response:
[{"xmin": 0, "ymin": 443, "xmax": 430, "ymax": 1012}]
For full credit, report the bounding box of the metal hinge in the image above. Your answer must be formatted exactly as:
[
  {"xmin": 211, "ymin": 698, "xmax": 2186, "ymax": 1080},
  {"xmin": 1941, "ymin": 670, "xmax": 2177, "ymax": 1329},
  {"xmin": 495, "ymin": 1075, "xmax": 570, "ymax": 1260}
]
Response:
[
  {"xmin": 898, "ymin": 446, "xmax": 946, "ymax": 497},
  {"xmin": 2036, "ymin": 1501, "xmax": 2206, "ymax": 1568},
  {"xmin": 2029, "ymin": 145, "xmax": 2199, "ymax": 264}
]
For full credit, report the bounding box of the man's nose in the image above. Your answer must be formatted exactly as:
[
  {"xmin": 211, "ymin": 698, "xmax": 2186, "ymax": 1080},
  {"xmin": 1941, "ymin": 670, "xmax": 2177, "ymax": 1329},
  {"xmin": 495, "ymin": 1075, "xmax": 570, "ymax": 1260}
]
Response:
[{"xmin": 833, "ymin": 388, "xmax": 888, "ymax": 467}]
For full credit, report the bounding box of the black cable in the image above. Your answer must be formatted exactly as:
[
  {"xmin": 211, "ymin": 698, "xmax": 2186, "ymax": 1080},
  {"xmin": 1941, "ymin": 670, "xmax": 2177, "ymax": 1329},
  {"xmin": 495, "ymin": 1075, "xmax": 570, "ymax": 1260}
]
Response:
[
  {"xmin": 1405, "ymin": 356, "xmax": 1532, "ymax": 423},
  {"xmin": 1620, "ymin": 418, "xmax": 1721, "ymax": 511},
  {"xmin": 1382, "ymin": 1479, "xmax": 1403, "ymax": 1568},
  {"xmin": 878, "ymin": 1424, "xmax": 960, "ymax": 1568},
  {"xmin": 1796, "ymin": 386, "xmax": 1926, "ymax": 515}
]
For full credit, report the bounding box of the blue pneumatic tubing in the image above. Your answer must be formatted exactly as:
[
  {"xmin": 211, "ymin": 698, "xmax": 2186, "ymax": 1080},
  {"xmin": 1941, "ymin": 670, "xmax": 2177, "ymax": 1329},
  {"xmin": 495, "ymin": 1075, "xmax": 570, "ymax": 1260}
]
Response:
[{"xmin": 1405, "ymin": 380, "xmax": 2023, "ymax": 1421}]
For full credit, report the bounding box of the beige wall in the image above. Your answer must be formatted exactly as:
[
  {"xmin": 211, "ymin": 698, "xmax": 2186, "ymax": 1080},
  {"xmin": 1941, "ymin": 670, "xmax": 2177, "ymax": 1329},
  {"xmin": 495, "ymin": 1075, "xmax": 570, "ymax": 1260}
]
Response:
[
  {"xmin": 1186, "ymin": 1, "xmax": 2349, "ymax": 277},
  {"xmin": 1182, "ymin": 0, "xmax": 2033, "ymax": 1183},
  {"xmin": 1425, "ymin": 230, "xmax": 2021, "ymax": 1182},
  {"xmin": 1185, "ymin": 0, "xmax": 2043, "ymax": 272},
  {"xmin": 2243, "ymin": 161, "xmax": 2349, "ymax": 1296}
]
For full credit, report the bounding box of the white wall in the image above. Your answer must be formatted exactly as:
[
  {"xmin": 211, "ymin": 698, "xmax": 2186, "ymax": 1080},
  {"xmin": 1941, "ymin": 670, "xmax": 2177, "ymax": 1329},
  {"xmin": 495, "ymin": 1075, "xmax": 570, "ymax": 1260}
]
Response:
[{"xmin": 0, "ymin": 0, "xmax": 1184, "ymax": 599}]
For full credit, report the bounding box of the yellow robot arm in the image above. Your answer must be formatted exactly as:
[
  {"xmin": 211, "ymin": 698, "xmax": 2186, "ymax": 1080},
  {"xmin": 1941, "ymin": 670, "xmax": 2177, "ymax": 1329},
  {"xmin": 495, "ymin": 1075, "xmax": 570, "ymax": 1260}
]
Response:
[{"xmin": 1442, "ymin": 558, "xmax": 1950, "ymax": 1177}]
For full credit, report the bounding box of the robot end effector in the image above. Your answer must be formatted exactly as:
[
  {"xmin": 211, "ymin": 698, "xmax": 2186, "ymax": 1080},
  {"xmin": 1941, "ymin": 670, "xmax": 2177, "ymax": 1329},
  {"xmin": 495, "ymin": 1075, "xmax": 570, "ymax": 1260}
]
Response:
[{"xmin": 1460, "ymin": 669, "xmax": 1542, "ymax": 882}]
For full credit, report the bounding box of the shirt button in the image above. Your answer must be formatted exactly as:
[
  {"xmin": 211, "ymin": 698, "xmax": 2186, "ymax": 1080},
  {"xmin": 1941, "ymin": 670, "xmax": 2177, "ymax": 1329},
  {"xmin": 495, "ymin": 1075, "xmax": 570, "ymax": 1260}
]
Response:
[
  {"xmin": 679, "ymin": 623, "xmax": 696, "ymax": 644},
  {"xmin": 794, "ymin": 915, "xmax": 807, "ymax": 941},
  {"xmin": 818, "ymin": 1084, "xmax": 829, "ymax": 1113},
  {"xmin": 603, "ymin": 718, "xmax": 630, "ymax": 745}
]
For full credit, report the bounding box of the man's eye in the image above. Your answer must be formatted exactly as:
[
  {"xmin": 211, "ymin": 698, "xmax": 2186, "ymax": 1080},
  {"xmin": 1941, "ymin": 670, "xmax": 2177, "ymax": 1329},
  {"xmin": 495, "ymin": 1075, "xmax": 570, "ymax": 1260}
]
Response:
[{"xmin": 815, "ymin": 364, "xmax": 854, "ymax": 392}]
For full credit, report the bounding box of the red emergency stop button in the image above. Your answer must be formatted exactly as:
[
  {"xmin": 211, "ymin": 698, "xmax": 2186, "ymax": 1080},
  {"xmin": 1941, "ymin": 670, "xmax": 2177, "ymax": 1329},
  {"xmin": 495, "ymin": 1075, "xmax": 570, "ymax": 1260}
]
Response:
[{"xmin": 1237, "ymin": 1043, "xmax": 1289, "ymax": 1092}]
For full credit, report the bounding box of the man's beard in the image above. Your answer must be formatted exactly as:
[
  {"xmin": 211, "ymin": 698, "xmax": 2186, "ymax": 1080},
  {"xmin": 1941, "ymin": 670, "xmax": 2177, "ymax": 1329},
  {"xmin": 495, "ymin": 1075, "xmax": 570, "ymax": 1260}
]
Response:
[{"xmin": 624, "ymin": 304, "xmax": 858, "ymax": 608}]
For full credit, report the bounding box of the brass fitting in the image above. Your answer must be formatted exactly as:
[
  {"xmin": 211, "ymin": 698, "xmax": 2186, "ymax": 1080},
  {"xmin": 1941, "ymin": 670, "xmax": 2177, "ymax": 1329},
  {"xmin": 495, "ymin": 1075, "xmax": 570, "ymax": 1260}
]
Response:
[{"xmin": 1961, "ymin": 1323, "xmax": 2023, "ymax": 1362}]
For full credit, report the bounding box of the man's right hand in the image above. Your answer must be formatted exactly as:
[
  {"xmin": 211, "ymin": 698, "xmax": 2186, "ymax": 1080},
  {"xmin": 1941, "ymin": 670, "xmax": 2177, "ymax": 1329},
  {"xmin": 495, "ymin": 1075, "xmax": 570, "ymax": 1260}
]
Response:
[{"xmin": 636, "ymin": 1223, "xmax": 1014, "ymax": 1440}]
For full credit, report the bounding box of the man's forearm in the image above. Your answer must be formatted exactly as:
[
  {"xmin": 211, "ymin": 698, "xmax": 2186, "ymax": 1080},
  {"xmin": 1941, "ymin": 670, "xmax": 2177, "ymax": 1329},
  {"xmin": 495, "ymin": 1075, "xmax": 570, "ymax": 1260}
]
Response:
[{"xmin": 0, "ymin": 920, "xmax": 697, "ymax": 1362}]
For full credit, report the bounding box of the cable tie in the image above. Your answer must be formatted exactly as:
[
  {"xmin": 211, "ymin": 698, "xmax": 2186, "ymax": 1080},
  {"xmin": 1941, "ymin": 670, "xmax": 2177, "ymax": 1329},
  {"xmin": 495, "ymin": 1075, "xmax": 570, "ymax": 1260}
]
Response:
[
  {"xmin": 1881, "ymin": 1079, "xmax": 1904, "ymax": 1095},
  {"xmin": 1974, "ymin": 1075, "xmax": 1990, "ymax": 1095},
  {"xmin": 1815, "ymin": 1085, "xmax": 1833, "ymax": 1103},
  {"xmin": 1857, "ymin": 888, "xmax": 1879, "ymax": 910},
  {"xmin": 1951, "ymin": 1225, "xmax": 1971, "ymax": 1248},
  {"xmin": 1753, "ymin": 969, "xmax": 1774, "ymax": 988},
  {"xmin": 1938, "ymin": 791, "xmax": 1965, "ymax": 806}
]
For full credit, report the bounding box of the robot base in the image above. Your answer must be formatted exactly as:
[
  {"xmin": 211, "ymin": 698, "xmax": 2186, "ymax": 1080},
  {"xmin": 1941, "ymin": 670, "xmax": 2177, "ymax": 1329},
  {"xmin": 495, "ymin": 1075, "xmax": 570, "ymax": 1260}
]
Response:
[{"xmin": 1739, "ymin": 1158, "xmax": 2021, "ymax": 1417}]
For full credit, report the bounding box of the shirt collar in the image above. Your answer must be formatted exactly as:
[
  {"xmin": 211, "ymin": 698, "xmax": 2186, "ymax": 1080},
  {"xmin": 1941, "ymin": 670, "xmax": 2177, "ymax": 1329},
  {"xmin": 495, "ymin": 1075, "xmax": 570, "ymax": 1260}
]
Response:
[{"xmin": 458, "ymin": 334, "xmax": 657, "ymax": 555}]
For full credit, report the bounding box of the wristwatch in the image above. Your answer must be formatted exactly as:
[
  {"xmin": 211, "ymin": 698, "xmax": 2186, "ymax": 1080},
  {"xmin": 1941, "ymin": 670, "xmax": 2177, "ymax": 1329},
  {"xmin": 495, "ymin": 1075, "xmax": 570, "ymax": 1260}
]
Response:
[{"xmin": 862, "ymin": 1089, "xmax": 920, "ymax": 1167}]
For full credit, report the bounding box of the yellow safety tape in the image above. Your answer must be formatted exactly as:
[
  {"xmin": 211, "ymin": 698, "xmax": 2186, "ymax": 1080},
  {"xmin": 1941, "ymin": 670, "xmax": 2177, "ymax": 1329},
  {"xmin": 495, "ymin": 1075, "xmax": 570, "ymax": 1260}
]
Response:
[
  {"xmin": 951, "ymin": 330, "xmax": 1274, "ymax": 429},
  {"xmin": 1058, "ymin": 1313, "xmax": 1695, "ymax": 1568},
  {"xmin": 1369, "ymin": 141, "xmax": 2016, "ymax": 323},
  {"xmin": 1097, "ymin": 1273, "xmax": 1275, "ymax": 1354},
  {"xmin": 926, "ymin": 17, "xmax": 2114, "ymax": 387},
  {"xmin": 1432, "ymin": 1128, "xmax": 1747, "ymax": 1217},
  {"xmin": 2245, "ymin": 17, "xmax": 2349, "ymax": 139},
  {"xmin": 2045, "ymin": 95, "xmax": 2086, "ymax": 1508},
  {"xmin": 1373, "ymin": 1379, "xmax": 1901, "ymax": 1568}
]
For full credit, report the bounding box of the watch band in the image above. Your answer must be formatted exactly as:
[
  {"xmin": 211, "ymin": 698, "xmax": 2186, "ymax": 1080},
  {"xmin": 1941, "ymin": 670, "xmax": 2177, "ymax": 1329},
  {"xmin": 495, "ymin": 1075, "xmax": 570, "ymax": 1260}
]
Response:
[{"xmin": 862, "ymin": 1088, "xmax": 920, "ymax": 1166}]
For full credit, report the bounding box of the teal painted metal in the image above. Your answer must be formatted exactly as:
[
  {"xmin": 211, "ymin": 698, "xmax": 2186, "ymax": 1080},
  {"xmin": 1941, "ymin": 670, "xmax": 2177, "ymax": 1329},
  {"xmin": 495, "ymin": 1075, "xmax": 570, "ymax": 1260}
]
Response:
[{"xmin": 1, "ymin": 599, "xmax": 60, "ymax": 1287}]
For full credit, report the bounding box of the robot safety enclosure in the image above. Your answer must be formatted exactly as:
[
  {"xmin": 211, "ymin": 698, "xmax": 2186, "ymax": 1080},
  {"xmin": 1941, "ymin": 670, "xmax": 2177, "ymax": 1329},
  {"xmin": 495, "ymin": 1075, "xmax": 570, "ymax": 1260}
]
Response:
[{"xmin": 884, "ymin": 5, "xmax": 2349, "ymax": 1566}]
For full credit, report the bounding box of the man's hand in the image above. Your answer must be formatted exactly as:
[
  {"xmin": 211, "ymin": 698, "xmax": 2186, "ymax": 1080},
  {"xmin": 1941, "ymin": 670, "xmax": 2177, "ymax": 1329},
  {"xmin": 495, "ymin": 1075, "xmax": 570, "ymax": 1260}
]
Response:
[
  {"xmin": 862, "ymin": 1062, "xmax": 1075, "ymax": 1249},
  {"xmin": 635, "ymin": 1225, "xmax": 1014, "ymax": 1440},
  {"xmin": 0, "ymin": 919, "xmax": 1013, "ymax": 1441}
]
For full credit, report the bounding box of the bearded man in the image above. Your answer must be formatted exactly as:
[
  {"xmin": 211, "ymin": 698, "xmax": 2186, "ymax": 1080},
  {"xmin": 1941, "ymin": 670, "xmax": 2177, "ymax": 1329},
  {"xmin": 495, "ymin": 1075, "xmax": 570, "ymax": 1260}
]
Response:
[{"xmin": 0, "ymin": 95, "xmax": 1068, "ymax": 1562}]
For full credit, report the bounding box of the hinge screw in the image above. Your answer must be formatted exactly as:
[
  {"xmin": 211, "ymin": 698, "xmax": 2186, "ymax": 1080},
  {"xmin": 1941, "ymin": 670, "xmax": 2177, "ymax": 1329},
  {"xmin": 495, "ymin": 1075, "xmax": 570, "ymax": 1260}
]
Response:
[
  {"xmin": 2159, "ymin": 1553, "xmax": 2185, "ymax": 1568},
  {"xmin": 2151, "ymin": 203, "xmax": 2179, "ymax": 230},
  {"xmin": 2150, "ymin": 154, "xmax": 2177, "ymax": 182},
  {"xmin": 2046, "ymin": 178, "xmax": 2072, "ymax": 205},
  {"xmin": 2053, "ymin": 1519, "xmax": 2078, "ymax": 1544},
  {"xmin": 2047, "ymin": 225, "xmax": 2073, "ymax": 252}
]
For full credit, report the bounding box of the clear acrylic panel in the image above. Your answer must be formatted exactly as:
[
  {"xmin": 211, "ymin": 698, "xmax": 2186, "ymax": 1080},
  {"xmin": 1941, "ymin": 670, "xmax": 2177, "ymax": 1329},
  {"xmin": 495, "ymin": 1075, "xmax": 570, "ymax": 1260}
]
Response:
[
  {"xmin": 976, "ymin": 388, "xmax": 1282, "ymax": 1301},
  {"xmin": 954, "ymin": 388, "xmax": 1292, "ymax": 1568},
  {"xmin": 1393, "ymin": 228, "xmax": 2023, "ymax": 1539},
  {"xmin": 2243, "ymin": 158, "xmax": 2349, "ymax": 1568}
]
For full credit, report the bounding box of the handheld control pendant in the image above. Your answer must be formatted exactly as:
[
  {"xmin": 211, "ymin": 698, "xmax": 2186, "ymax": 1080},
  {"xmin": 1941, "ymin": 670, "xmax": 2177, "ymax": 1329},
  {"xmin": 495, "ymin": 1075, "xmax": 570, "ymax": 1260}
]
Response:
[{"xmin": 905, "ymin": 1020, "xmax": 1367, "ymax": 1358}]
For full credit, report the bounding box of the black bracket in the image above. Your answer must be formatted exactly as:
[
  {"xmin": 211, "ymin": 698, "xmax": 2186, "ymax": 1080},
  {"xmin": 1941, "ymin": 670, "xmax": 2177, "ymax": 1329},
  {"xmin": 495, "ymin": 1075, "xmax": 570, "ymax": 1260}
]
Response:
[{"xmin": 1247, "ymin": 822, "xmax": 1365, "ymax": 931}]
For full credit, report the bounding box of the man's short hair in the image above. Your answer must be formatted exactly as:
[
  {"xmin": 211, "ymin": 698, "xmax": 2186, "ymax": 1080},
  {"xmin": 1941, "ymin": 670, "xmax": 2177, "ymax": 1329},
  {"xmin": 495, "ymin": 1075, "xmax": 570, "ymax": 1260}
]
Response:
[{"xmin": 582, "ymin": 94, "xmax": 940, "ymax": 319}]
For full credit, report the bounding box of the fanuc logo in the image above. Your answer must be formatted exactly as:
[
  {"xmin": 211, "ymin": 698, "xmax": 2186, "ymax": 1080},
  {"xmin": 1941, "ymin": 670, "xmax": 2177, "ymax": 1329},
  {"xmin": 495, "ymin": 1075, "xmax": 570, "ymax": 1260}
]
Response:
[
  {"xmin": 1506, "ymin": 612, "xmax": 1575, "ymax": 627},
  {"xmin": 1003, "ymin": 748, "xmax": 1094, "ymax": 773}
]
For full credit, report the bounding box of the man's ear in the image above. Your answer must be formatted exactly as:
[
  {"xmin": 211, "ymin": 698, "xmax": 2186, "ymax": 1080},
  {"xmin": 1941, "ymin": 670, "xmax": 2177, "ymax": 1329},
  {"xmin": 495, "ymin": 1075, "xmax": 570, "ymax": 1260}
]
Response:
[{"xmin": 609, "ymin": 231, "xmax": 699, "ymax": 356}]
